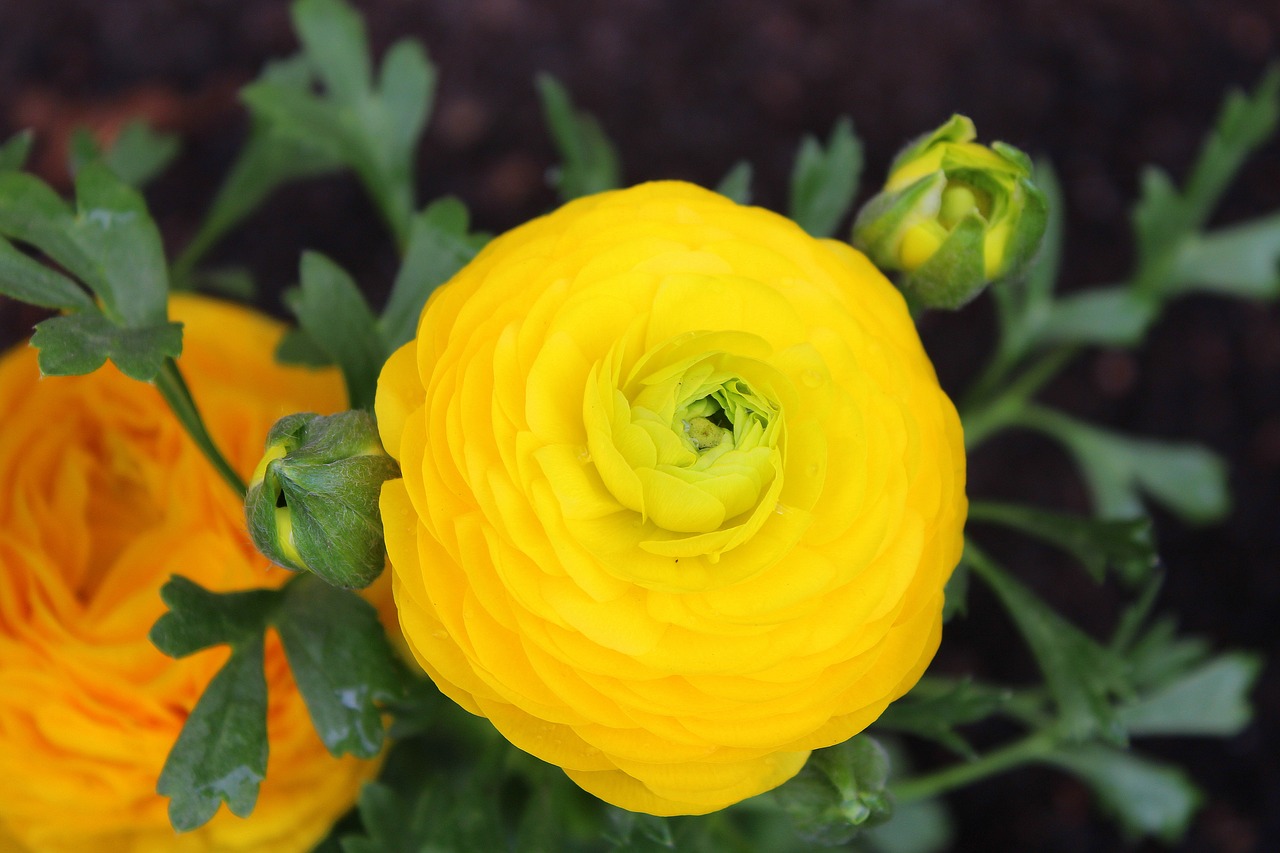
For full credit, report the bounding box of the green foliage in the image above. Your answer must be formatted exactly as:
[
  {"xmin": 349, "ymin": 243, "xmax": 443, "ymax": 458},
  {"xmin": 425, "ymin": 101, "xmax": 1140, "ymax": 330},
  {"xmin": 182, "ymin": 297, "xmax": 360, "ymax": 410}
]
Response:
[
  {"xmin": 288, "ymin": 251, "xmax": 388, "ymax": 410},
  {"xmin": 966, "ymin": 501, "xmax": 1157, "ymax": 583},
  {"xmin": 537, "ymin": 74, "xmax": 622, "ymax": 201},
  {"xmin": 1047, "ymin": 747, "xmax": 1202, "ymax": 842},
  {"xmin": 789, "ymin": 116, "xmax": 862, "ymax": 238},
  {"xmin": 873, "ymin": 678, "xmax": 1011, "ymax": 758},
  {"xmin": 150, "ymin": 574, "xmax": 406, "ymax": 832},
  {"xmin": 69, "ymin": 119, "xmax": 181, "ymax": 188},
  {"xmin": 774, "ymin": 736, "xmax": 893, "ymax": 845},
  {"xmin": 716, "ymin": 160, "xmax": 753, "ymax": 205},
  {"xmin": 0, "ymin": 129, "xmax": 33, "ymax": 172}
]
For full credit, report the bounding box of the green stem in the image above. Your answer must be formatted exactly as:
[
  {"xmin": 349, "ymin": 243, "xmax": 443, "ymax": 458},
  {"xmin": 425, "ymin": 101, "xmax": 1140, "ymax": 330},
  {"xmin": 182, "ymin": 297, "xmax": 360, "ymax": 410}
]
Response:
[
  {"xmin": 960, "ymin": 346, "xmax": 1076, "ymax": 450},
  {"xmin": 890, "ymin": 729, "xmax": 1058, "ymax": 803},
  {"xmin": 154, "ymin": 357, "xmax": 247, "ymax": 497}
]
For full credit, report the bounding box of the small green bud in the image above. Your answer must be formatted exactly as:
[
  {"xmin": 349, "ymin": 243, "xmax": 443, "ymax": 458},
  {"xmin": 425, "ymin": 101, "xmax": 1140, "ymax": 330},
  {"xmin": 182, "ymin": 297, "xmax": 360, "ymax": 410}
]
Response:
[
  {"xmin": 851, "ymin": 114, "xmax": 1049, "ymax": 309},
  {"xmin": 245, "ymin": 410, "xmax": 400, "ymax": 589}
]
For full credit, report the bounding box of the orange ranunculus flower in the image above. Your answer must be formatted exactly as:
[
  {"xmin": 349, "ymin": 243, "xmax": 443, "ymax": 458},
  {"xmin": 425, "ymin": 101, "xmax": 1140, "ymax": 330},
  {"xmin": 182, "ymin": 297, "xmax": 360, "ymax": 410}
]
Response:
[
  {"xmin": 376, "ymin": 181, "xmax": 967, "ymax": 815},
  {"xmin": 0, "ymin": 295, "xmax": 378, "ymax": 852}
]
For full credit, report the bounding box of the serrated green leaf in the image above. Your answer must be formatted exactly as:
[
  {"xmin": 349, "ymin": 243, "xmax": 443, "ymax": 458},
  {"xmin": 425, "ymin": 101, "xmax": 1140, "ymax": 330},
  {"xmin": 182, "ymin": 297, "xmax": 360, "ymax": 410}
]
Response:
[
  {"xmin": 31, "ymin": 312, "xmax": 183, "ymax": 381},
  {"xmin": 874, "ymin": 679, "xmax": 1010, "ymax": 758},
  {"xmin": 0, "ymin": 234, "xmax": 94, "ymax": 310},
  {"xmin": 1020, "ymin": 406, "xmax": 1230, "ymax": 523},
  {"xmin": 379, "ymin": 198, "xmax": 482, "ymax": 351},
  {"xmin": 157, "ymin": 636, "xmax": 269, "ymax": 831},
  {"xmin": 967, "ymin": 501, "xmax": 1158, "ymax": 583},
  {"xmin": 1048, "ymin": 746, "xmax": 1202, "ymax": 842},
  {"xmin": 289, "ymin": 251, "xmax": 386, "ymax": 410},
  {"xmin": 1120, "ymin": 653, "xmax": 1260, "ymax": 737},
  {"xmin": 1171, "ymin": 213, "xmax": 1280, "ymax": 299},
  {"xmin": 149, "ymin": 575, "xmax": 282, "ymax": 659},
  {"xmin": 966, "ymin": 545, "xmax": 1130, "ymax": 743},
  {"xmin": 716, "ymin": 160, "xmax": 753, "ymax": 205},
  {"xmin": 537, "ymin": 74, "xmax": 621, "ymax": 201},
  {"xmin": 788, "ymin": 116, "xmax": 862, "ymax": 238},
  {"xmin": 0, "ymin": 130, "xmax": 33, "ymax": 172},
  {"xmin": 1036, "ymin": 286, "xmax": 1155, "ymax": 347},
  {"xmin": 775, "ymin": 736, "xmax": 893, "ymax": 846},
  {"xmin": 294, "ymin": 0, "xmax": 372, "ymax": 105},
  {"xmin": 1120, "ymin": 614, "xmax": 1213, "ymax": 694},
  {"xmin": 0, "ymin": 165, "xmax": 169, "ymax": 327},
  {"xmin": 274, "ymin": 576, "xmax": 404, "ymax": 759}
]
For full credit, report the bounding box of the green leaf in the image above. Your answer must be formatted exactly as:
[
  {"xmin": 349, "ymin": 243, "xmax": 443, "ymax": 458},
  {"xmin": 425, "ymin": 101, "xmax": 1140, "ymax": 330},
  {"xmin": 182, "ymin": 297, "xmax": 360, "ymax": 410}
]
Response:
[
  {"xmin": 293, "ymin": 0, "xmax": 372, "ymax": 104},
  {"xmin": 0, "ymin": 130, "xmax": 33, "ymax": 172},
  {"xmin": 1171, "ymin": 213, "xmax": 1280, "ymax": 299},
  {"xmin": 967, "ymin": 501, "xmax": 1158, "ymax": 584},
  {"xmin": 71, "ymin": 120, "xmax": 181, "ymax": 189},
  {"xmin": 537, "ymin": 74, "xmax": 622, "ymax": 201},
  {"xmin": 1036, "ymin": 286, "xmax": 1155, "ymax": 347},
  {"xmin": 874, "ymin": 678, "xmax": 1010, "ymax": 758},
  {"xmin": 775, "ymin": 736, "xmax": 893, "ymax": 845},
  {"xmin": 274, "ymin": 576, "xmax": 404, "ymax": 759},
  {"xmin": 941, "ymin": 559, "xmax": 969, "ymax": 621},
  {"xmin": 605, "ymin": 810, "xmax": 677, "ymax": 851},
  {"xmin": 1120, "ymin": 614, "xmax": 1213, "ymax": 694},
  {"xmin": 1048, "ymin": 746, "xmax": 1202, "ymax": 842},
  {"xmin": 861, "ymin": 795, "xmax": 953, "ymax": 853},
  {"xmin": 275, "ymin": 326, "xmax": 334, "ymax": 367},
  {"xmin": 341, "ymin": 783, "xmax": 439, "ymax": 853},
  {"xmin": 289, "ymin": 251, "xmax": 386, "ymax": 410},
  {"xmin": 966, "ymin": 545, "xmax": 1130, "ymax": 743},
  {"xmin": 0, "ymin": 164, "xmax": 170, "ymax": 327},
  {"xmin": 1020, "ymin": 406, "xmax": 1230, "ymax": 523},
  {"xmin": 0, "ymin": 235, "xmax": 94, "ymax": 311},
  {"xmin": 149, "ymin": 575, "xmax": 282, "ymax": 659},
  {"xmin": 716, "ymin": 160, "xmax": 753, "ymax": 205},
  {"xmin": 788, "ymin": 116, "xmax": 862, "ymax": 238},
  {"xmin": 31, "ymin": 312, "xmax": 183, "ymax": 381},
  {"xmin": 379, "ymin": 197, "xmax": 483, "ymax": 351},
  {"xmin": 1120, "ymin": 652, "xmax": 1261, "ymax": 737},
  {"xmin": 174, "ymin": 56, "xmax": 345, "ymax": 279},
  {"xmin": 156, "ymin": 635, "xmax": 269, "ymax": 831}
]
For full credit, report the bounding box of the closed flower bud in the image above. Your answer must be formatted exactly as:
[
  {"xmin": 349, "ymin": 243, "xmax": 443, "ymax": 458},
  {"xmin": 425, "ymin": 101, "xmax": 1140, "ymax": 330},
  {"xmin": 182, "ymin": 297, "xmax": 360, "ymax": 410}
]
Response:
[
  {"xmin": 851, "ymin": 114, "xmax": 1048, "ymax": 309},
  {"xmin": 246, "ymin": 410, "xmax": 400, "ymax": 589}
]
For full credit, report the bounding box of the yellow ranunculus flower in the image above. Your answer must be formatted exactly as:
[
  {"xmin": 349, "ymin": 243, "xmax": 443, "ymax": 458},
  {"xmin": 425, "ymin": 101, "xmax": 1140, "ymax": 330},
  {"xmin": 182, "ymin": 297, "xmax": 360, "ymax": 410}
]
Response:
[
  {"xmin": 377, "ymin": 181, "xmax": 966, "ymax": 815},
  {"xmin": 0, "ymin": 295, "xmax": 378, "ymax": 852}
]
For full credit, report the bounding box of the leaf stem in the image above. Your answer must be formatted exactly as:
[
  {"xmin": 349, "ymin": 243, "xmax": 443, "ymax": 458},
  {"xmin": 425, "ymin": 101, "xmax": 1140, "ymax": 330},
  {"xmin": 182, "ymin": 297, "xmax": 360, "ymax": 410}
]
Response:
[
  {"xmin": 960, "ymin": 345, "xmax": 1076, "ymax": 450},
  {"xmin": 154, "ymin": 357, "xmax": 247, "ymax": 497},
  {"xmin": 890, "ymin": 729, "xmax": 1059, "ymax": 803}
]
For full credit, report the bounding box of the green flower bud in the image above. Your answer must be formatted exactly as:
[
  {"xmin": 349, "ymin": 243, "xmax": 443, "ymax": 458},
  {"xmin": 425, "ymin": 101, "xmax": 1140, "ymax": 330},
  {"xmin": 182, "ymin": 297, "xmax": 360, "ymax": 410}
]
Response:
[
  {"xmin": 245, "ymin": 410, "xmax": 400, "ymax": 589},
  {"xmin": 851, "ymin": 114, "xmax": 1048, "ymax": 309}
]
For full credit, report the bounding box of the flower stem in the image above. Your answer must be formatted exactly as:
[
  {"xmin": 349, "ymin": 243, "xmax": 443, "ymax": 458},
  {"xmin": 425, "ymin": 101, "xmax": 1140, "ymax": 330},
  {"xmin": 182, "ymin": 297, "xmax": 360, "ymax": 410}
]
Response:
[
  {"xmin": 154, "ymin": 357, "xmax": 247, "ymax": 498},
  {"xmin": 890, "ymin": 729, "xmax": 1059, "ymax": 803},
  {"xmin": 960, "ymin": 346, "xmax": 1075, "ymax": 450}
]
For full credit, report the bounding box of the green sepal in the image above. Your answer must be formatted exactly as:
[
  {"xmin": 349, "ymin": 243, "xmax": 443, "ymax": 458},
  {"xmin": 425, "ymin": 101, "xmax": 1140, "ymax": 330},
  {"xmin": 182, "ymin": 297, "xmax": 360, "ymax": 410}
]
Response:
[
  {"xmin": 774, "ymin": 736, "xmax": 893, "ymax": 845},
  {"xmin": 899, "ymin": 211, "xmax": 987, "ymax": 309}
]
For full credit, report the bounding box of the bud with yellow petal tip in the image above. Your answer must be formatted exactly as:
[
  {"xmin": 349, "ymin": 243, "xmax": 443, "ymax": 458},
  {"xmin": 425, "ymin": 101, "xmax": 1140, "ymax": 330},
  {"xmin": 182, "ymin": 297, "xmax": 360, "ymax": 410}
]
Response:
[
  {"xmin": 852, "ymin": 115, "xmax": 1048, "ymax": 309},
  {"xmin": 246, "ymin": 410, "xmax": 399, "ymax": 589}
]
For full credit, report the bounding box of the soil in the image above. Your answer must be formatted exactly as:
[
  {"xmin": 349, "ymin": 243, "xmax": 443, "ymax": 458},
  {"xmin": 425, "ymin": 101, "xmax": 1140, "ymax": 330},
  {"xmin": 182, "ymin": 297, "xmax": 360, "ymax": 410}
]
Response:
[{"xmin": 2, "ymin": 1, "xmax": 1278, "ymax": 851}]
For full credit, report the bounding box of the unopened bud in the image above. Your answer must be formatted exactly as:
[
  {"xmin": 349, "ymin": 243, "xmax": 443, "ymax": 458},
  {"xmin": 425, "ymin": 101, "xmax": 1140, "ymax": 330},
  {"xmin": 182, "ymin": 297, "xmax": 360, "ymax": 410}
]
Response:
[
  {"xmin": 852, "ymin": 115, "xmax": 1048, "ymax": 309},
  {"xmin": 245, "ymin": 410, "xmax": 399, "ymax": 589}
]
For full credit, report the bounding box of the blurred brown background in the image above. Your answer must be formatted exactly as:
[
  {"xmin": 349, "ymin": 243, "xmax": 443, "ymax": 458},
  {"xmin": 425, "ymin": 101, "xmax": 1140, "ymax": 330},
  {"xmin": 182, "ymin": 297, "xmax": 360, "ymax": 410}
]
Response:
[{"xmin": 1, "ymin": 1, "xmax": 1278, "ymax": 850}]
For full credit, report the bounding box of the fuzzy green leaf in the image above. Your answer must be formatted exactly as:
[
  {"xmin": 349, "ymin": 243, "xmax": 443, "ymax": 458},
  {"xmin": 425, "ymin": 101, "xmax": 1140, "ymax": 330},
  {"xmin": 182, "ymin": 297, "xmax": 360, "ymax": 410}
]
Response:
[
  {"xmin": 967, "ymin": 501, "xmax": 1158, "ymax": 583},
  {"xmin": 275, "ymin": 576, "xmax": 404, "ymax": 759},
  {"xmin": 1049, "ymin": 746, "xmax": 1202, "ymax": 842},
  {"xmin": 537, "ymin": 74, "xmax": 621, "ymax": 201},
  {"xmin": 31, "ymin": 312, "xmax": 183, "ymax": 381},
  {"xmin": 789, "ymin": 116, "xmax": 862, "ymax": 238},
  {"xmin": 288, "ymin": 252, "xmax": 386, "ymax": 410},
  {"xmin": 157, "ymin": 636, "xmax": 269, "ymax": 831}
]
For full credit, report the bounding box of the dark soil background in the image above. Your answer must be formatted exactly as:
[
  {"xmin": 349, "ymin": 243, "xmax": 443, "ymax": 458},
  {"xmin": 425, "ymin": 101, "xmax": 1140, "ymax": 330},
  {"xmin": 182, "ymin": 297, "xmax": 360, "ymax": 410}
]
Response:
[{"xmin": 1, "ymin": 1, "xmax": 1278, "ymax": 851}]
